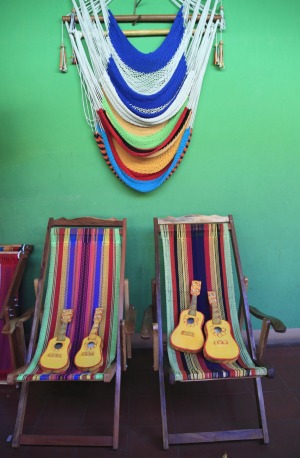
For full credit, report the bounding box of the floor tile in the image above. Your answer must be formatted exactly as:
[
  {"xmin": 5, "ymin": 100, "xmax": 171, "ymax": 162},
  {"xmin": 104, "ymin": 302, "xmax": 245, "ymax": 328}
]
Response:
[{"xmin": 1, "ymin": 346, "xmax": 299, "ymax": 457}]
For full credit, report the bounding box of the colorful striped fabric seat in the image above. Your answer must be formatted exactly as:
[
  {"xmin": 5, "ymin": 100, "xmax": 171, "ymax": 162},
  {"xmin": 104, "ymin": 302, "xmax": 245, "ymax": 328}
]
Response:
[
  {"xmin": 9, "ymin": 217, "xmax": 129, "ymax": 449},
  {"xmin": 17, "ymin": 227, "xmax": 121, "ymax": 382},
  {"xmin": 0, "ymin": 244, "xmax": 33, "ymax": 383},
  {"xmin": 153, "ymin": 214, "xmax": 286, "ymax": 448},
  {"xmin": 160, "ymin": 222, "xmax": 267, "ymax": 381}
]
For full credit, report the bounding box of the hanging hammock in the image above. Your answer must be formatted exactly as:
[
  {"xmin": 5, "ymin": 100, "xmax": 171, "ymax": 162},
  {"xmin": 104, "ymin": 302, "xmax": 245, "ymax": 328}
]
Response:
[{"xmin": 64, "ymin": 0, "xmax": 224, "ymax": 192}]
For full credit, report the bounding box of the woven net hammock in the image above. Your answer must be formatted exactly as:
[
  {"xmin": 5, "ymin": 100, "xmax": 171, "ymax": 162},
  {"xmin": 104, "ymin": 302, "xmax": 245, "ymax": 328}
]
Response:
[{"xmin": 64, "ymin": 0, "xmax": 225, "ymax": 192}]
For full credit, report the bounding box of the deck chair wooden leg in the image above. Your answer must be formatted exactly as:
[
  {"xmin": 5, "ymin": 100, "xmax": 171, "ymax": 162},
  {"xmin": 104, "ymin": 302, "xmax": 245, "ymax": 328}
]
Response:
[
  {"xmin": 153, "ymin": 323, "xmax": 159, "ymax": 371},
  {"xmin": 12, "ymin": 381, "xmax": 29, "ymax": 448},
  {"xmin": 113, "ymin": 370, "xmax": 121, "ymax": 449},
  {"xmin": 13, "ymin": 322, "xmax": 27, "ymax": 369},
  {"xmin": 157, "ymin": 327, "xmax": 169, "ymax": 449},
  {"xmin": 254, "ymin": 377, "xmax": 269, "ymax": 443},
  {"xmin": 113, "ymin": 332, "xmax": 122, "ymax": 449},
  {"xmin": 159, "ymin": 366, "xmax": 169, "ymax": 450},
  {"xmin": 121, "ymin": 320, "xmax": 127, "ymax": 371}
]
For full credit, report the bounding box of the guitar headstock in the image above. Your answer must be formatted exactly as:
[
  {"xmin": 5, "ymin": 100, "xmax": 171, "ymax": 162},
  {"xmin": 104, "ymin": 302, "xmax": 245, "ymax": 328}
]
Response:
[
  {"xmin": 61, "ymin": 309, "xmax": 74, "ymax": 323},
  {"xmin": 190, "ymin": 280, "xmax": 201, "ymax": 296}
]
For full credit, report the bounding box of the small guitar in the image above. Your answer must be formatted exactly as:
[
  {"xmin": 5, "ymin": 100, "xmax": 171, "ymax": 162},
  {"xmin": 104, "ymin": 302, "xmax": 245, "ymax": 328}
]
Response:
[
  {"xmin": 170, "ymin": 280, "xmax": 204, "ymax": 353},
  {"xmin": 203, "ymin": 291, "xmax": 240, "ymax": 363},
  {"xmin": 39, "ymin": 309, "xmax": 74, "ymax": 373},
  {"xmin": 74, "ymin": 307, "xmax": 103, "ymax": 372}
]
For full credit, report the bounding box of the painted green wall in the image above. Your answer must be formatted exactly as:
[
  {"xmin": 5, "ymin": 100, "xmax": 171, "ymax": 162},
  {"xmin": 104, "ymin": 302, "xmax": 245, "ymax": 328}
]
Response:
[{"xmin": 1, "ymin": 0, "xmax": 300, "ymax": 331}]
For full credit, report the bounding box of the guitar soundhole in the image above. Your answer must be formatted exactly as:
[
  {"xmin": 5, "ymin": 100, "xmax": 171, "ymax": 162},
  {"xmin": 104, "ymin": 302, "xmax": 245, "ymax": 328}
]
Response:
[
  {"xmin": 87, "ymin": 342, "xmax": 96, "ymax": 349},
  {"xmin": 187, "ymin": 317, "xmax": 195, "ymax": 325},
  {"xmin": 214, "ymin": 326, "xmax": 223, "ymax": 334},
  {"xmin": 54, "ymin": 342, "xmax": 63, "ymax": 350}
]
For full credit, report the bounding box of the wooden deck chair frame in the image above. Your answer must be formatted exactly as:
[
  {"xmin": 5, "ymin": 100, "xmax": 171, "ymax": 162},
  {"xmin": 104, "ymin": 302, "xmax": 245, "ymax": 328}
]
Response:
[
  {"xmin": 8, "ymin": 217, "xmax": 130, "ymax": 449},
  {"xmin": 152, "ymin": 214, "xmax": 286, "ymax": 449},
  {"xmin": 0, "ymin": 244, "xmax": 33, "ymax": 383}
]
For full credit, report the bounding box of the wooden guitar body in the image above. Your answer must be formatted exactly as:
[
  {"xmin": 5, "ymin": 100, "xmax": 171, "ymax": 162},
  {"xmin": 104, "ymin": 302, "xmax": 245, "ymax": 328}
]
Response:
[
  {"xmin": 74, "ymin": 307, "xmax": 104, "ymax": 372},
  {"xmin": 170, "ymin": 309, "xmax": 204, "ymax": 353},
  {"xmin": 39, "ymin": 309, "xmax": 73, "ymax": 373},
  {"xmin": 74, "ymin": 335, "xmax": 103, "ymax": 372},
  {"xmin": 170, "ymin": 280, "xmax": 204, "ymax": 353},
  {"xmin": 204, "ymin": 291, "xmax": 240, "ymax": 364},
  {"xmin": 203, "ymin": 319, "xmax": 240, "ymax": 363},
  {"xmin": 39, "ymin": 336, "xmax": 71, "ymax": 373}
]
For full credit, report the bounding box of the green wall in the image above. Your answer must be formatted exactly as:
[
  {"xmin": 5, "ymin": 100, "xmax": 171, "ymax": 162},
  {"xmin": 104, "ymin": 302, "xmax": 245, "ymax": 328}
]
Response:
[{"xmin": 1, "ymin": 0, "xmax": 300, "ymax": 331}]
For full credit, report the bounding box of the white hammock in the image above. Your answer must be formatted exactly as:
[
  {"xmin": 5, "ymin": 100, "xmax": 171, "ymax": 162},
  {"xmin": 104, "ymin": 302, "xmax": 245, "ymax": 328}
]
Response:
[{"xmin": 65, "ymin": 0, "xmax": 220, "ymax": 129}]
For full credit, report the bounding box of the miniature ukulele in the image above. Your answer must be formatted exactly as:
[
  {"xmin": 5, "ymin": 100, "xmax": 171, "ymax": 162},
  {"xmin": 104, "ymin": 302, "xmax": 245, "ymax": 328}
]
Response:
[
  {"xmin": 203, "ymin": 291, "xmax": 240, "ymax": 363},
  {"xmin": 39, "ymin": 309, "xmax": 74, "ymax": 373},
  {"xmin": 74, "ymin": 307, "xmax": 103, "ymax": 372},
  {"xmin": 170, "ymin": 280, "xmax": 204, "ymax": 353}
]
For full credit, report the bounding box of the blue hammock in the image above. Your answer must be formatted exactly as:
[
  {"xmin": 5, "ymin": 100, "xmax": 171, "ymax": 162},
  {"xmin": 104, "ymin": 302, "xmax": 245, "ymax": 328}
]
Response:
[
  {"xmin": 108, "ymin": 6, "xmax": 185, "ymax": 73},
  {"xmin": 96, "ymin": 125, "xmax": 191, "ymax": 192},
  {"xmin": 106, "ymin": 56, "xmax": 187, "ymax": 116}
]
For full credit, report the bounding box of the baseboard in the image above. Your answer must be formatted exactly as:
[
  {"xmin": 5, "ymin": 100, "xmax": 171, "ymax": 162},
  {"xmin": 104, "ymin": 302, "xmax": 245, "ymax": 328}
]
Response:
[
  {"xmin": 131, "ymin": 328, "xmax": 300, "ymax": 349},
  {"xmin": 250, "ymin": 327, "xmax": 300, "ymax": 346}
]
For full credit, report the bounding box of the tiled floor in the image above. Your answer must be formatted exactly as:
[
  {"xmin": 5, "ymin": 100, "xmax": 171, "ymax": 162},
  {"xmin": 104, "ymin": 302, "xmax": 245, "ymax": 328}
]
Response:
[{"xmin": 0, "ymin": 344, "xmax": 299, "ymax": 458}]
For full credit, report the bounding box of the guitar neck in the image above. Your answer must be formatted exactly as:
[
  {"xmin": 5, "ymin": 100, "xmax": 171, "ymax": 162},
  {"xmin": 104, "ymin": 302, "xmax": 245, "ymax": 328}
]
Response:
[
  {"xmin": 57, "ymin": 322, "xmax": 68, "ymax": 341},
  {"xmin": 88, "ymin": 307, "xmax": 103, "ymax": 339},
  {"xmin": 207, "ymin": 291, "xmax": 222, "ymax": 324},
  {"xmin": 89, "ymin": 320, "xmax": 101, "ymax": 338},
  {"xmin": 56, "ymin": 309, "xmax": 74, "ymax": 341},
  {"xmin": 188, "ymin": 295, "xmax": 198, "ymax": 316}
]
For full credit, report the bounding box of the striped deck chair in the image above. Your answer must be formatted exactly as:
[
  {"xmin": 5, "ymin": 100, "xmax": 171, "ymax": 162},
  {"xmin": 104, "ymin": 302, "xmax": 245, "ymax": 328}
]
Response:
[
  {"xmin": 0, "ymin": 244, "xmax": 33, "ymax": 384},
  {"xmin": 8, "ymin": 217, "xmax": 131, "ymax": 449},
  {"xmin": 152, "ymin": 214, "xmax": 286, "ymax": 448}
]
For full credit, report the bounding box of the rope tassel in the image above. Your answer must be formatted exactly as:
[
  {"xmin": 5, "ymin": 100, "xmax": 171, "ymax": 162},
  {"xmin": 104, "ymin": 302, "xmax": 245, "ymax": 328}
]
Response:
[
  {"xmin": 218, "ymin": 40, "xmax": 224, "ymax": 68},
  {"xmin": 214, "ymin": 42, "xmax": 219, "ymax": 66},
  {"xmin": 218, "ymin": 4, "xmax": 225, "ymax": 69},
  {"xmin": 59, "ymin": 44, "xmax": 68, "ymax": 72}
]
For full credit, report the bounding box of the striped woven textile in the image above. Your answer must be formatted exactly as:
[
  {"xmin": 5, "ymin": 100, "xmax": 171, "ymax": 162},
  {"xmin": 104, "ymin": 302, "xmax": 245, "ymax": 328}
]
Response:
[
  {"xmin": 107, "ymin": 56, "xmax": 188, "ymax": 115},
  {"xmin": 107, "ymin": 7, "xmax": 185, "ymax": 73},
  {"xmin": 17, "ymin": 227, "xmax": 121, "ymax": 382},
  {"xmin": 0, "ymin": 245, "xmax": 23, "ymax": 252},
  {"xmin": 95, "ymin": 127, "xmax": 191, "ymax": 192},
  {"xmin": 159, "ymin": 223, "xmax": 268, "ymax": 381},
  {"xmin": 98, "ymin": 107, "xmax": 191, "ymax": 156},
  {"xmin": 0, "ymin": 250, "xmax": 20, "ymax": 380},
  {"xmin": 102, "ymin": 98, "xmax": 187, "ymax": 151}
]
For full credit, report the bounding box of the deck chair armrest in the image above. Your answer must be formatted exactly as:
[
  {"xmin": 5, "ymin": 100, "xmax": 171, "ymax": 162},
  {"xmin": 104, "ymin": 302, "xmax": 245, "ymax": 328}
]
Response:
[
  {"xmin": 140, "ymin": 305, "xmax": 153, "ymax": 339},
  {"xmin": 123, "ymin": 279, "xmax": 135, "ymax": 363},
  {"xmin": 125, "ymin": 305, "xmax": 136, "ymax": 335},
  {"xmin": 140, "ymin": 305, "xmax": 159, "ymax": 371},
  {"xmin": 152, "ymin": 323, "xmax": 159, "ymax": 371},
  {"xmin": 249, "ymin": 306, "xmax": 286, "ymax": 333},
  {"xmin": 249, "ymin": 306, "xmax": 286, "ymax": 368},
  {"xmin": 7, "ymin": 364, "xmax": 30, "ymax": 385},
  {"xmin": 2, "ymin": 307, "xmax": 34, "ymax": 335}
]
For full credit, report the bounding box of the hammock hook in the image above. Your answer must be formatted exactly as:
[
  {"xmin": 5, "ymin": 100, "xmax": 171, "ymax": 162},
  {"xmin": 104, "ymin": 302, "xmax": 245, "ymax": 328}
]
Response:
[
  {"xmin": 17, "ymin": 245, "xmax": 25, "ymax": 259},
  {"xmin": 132, "ymin": 0, "xmax": 142, "ymax": 25},
  {"xmin": 69, "ymin": 9, "xmax": 76, "ymax": 33}
]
